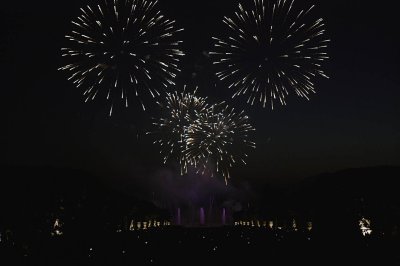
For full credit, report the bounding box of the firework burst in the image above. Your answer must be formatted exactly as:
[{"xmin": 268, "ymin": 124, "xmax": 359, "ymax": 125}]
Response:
[
  {"xmin": 185, "ymin": 103, "xmax": 256, "ymax": 184},
  {"xmin": 149, "ymin": 87, "xmax": 209, "ymax": 175},
  {"xmin": 59, "ymin": 0, "xmax": 184, "ymax": 115},
  {"xmin": 211, "ymin": 0, "xmax": 330, "ymax": 109}
]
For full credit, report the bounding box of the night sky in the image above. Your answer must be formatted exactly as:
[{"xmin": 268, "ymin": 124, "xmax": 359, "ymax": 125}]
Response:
[{"xmin": 2, "ymin": 0, "xmax": 399, "ymax": 192}]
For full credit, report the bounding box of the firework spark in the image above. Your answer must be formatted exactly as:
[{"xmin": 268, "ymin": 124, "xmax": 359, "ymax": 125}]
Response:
[
  {"xmin": 148, "ymin": 86, "xmax": 210, "ymax": 175},
  {"xmin": 211, "ymin": 0, "xmax": 330, "ymax": 109},
  {"xmin": 149, "ymin": 88, "xmax": 256, "ymax": 182},
  {"xmin": 185, "ymin": 102, "xmax": 256, "ymax": 184},
  {"xmin": 59, "ymin": 0, "xmax": 184, "ymax": 115}
]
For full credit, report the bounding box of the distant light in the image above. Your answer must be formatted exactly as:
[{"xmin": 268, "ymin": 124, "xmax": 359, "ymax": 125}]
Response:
[
  {"xmin": 292, "ymin": 219, "xmax": 297, "ymax": 230},
  {"xmin": 129, "ymin": 220, "xmax": 135, "ymax": 231},
  {"xmin": 359, "ymin": 218, "xmax": 372, "ymax": 236},
  {"xmin": 307, "ymin": 221, "xmax": 313, "ymax": 231},
  {"xmin": 52, "ymin": 219, "xmax": 63, "ymax": 236},
  {"xmin": 263, "ymin": 221, "xmax": 267, "ymax": 227},
  {"xmin": 268, "ymin": 221, "xmax": 273, "ymax": 229}
]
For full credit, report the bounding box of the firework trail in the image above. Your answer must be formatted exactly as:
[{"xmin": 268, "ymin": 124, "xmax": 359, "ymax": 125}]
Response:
[
  {"xmin": 185, "ymin": 102, "xmax": 256, "ymax": 184},
  {"xmin": 59, "ymin": 0, "xmax": 184, "ymax": 115},
  {"xmin": 149, "ymin": 87, "xmax": 256, "ymax": 183},
  {"xmin": 211, "ymin": 0, "xmax": 330, "ymax": 109},
  {"xmin": 149, "ymin": 86, "xmax": 210, "ymax": 175}
]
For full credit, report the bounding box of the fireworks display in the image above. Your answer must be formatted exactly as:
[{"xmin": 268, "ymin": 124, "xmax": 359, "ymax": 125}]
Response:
[
  {"xmin": 211, "ymin": 0, "xmax": 330, "ymax": 109},
  {"xmin": 59, "ymin": 0, "xmax": 184, "ymax": 115},
  {"xmin": 186, "ymin": 103, "xmax": 256, "ymax": 183},
  {"xmin": 55, "ymin": 0, "xmax": 332, "ymax": 181},
  {"xmin": 149, "ymin": 87, "xmax": 256, "ymax": 183},
  {"xmin": 149, "ymin": 87, "xmax": 210, "ymax": 175}
]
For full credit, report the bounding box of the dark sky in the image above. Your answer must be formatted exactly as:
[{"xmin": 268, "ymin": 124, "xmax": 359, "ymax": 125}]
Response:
[{"xmin": 1, "ymin": 0, "xmax": 399, "ymax": 190}]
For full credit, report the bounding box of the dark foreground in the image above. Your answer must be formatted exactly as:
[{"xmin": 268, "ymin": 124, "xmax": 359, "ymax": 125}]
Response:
[{"xmin": 1, "ymin": 227, "xmax": 399, "ymax": 265}]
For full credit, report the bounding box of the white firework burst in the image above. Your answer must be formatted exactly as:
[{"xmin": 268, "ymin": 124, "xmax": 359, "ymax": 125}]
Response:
[
  {"xmin": 148, "ymin": 86, "xmax": 209, "ymax": 175},
  {"xmin": 185, "ymin": 102, "xmax": 256, "ymax": 184},
  {"xmin": 211, "ymin": 0, "xmax": 330, "ymax": 109},
  {"xmin": 59, "ymin": 0, "xmax": 184, "ymax": 115}
]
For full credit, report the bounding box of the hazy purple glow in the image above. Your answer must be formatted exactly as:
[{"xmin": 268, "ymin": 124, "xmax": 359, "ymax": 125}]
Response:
[
  {"xmin": 200, "ymin": 207, "xmax": 205, "ymax": 225},
  {"xmin": 177, "ymin": 208, "xmax": 181, "ymax": 225}
]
